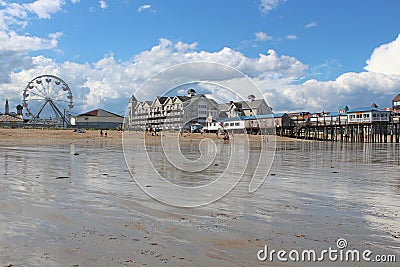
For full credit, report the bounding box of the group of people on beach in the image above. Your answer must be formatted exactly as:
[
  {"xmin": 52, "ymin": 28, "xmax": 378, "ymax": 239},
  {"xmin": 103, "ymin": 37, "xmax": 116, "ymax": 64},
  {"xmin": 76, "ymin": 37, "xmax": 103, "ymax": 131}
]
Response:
[{"xmin": 100, "ymin": 129, "xmax": 108, "ymax": 137}]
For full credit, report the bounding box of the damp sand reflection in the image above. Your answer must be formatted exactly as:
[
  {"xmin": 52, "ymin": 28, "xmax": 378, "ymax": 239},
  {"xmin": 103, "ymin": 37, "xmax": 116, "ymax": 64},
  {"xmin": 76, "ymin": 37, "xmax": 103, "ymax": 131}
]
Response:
[{"xmin": 0, "ymin": 139, "xmax": 399, "ymax": 266}]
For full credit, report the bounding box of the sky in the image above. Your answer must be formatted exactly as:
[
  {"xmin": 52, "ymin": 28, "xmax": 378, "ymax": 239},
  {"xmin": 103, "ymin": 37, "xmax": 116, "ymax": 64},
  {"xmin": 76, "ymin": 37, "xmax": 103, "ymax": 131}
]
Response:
[{"xmin": 1, "ymin": 0, "xmax": 400, "ymax": 116}]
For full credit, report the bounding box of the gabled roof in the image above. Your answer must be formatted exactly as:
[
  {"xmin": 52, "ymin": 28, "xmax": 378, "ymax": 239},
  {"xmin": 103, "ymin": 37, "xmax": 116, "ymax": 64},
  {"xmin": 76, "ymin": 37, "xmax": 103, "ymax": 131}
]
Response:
[
  {"xmin": 228, "ymin": 102, "xmax": 242, "ymax": 110},
  {"xmin": 164, "ymin": 97, "xmax": 174, "ymax": 105},
  {"xmin": 245, "ymin": 99, "xmax": 266, "ymax": 109},
  {"xmin": 0, "ymin": 114, "xmax": 23, "ymax": 122},
  {"xmin": 227, "ymin": 99, "xmax": 268, "ymax": 111},
  {"xmin": 153, "ymin": 96, "xmax": 169, "ymax": 106},
  {"xmin": 78, "ymin": 109, "xmax": 123, "ymax": 118},
  {"xmin": 158, "ymin": 96, "xmax": 169, "ymax": 104},
  {"xmin": 392, "ymin": 93, "xmax": 400, "ymax": 102},
  {"xmin": 174, "ymin": 96, "xmax": 190, "ymax": 102},
  {"xmin": 129, "ymin": 95, "xmax": 137, "ymax": 102},
  {"xmin": 338, "ymin": 105, "xmax": 349, "ymax": 110}
]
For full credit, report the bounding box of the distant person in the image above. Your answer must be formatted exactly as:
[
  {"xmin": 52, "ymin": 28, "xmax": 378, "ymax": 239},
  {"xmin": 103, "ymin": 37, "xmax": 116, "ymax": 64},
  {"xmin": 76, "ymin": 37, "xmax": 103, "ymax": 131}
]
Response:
[
  {"xmin": 223, "ymin": 132, "xmax": 230, "ymax": 141},
  {"xmin": 104, "ymin": 130, "xmax": 107, "ymax": 137},
  {"xmin": 100, "ymin": 129, "xmax": 103, "ymax": 137}
]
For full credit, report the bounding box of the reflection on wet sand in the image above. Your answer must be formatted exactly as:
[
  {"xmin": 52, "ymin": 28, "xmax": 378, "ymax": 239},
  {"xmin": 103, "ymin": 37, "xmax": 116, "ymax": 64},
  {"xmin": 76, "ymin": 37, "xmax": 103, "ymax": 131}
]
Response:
[{"xmin": 0, "ymin": 140, "xmax": 399, "ymax": 266}]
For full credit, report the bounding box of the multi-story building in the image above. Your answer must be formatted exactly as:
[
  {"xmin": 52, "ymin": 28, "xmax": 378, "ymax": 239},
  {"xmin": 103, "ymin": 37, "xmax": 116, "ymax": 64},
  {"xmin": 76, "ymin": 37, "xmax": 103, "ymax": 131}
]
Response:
[
  {"xmin": 225, "ymin": 94, "xmax": 273, "ymax": 118},
  {"xmin": 127, "ymin": 89, "xmax": 219, "ymax": 131},
  {"xmin": 204, "ymin": 95, "xmax": 273, "ymax": 132}
]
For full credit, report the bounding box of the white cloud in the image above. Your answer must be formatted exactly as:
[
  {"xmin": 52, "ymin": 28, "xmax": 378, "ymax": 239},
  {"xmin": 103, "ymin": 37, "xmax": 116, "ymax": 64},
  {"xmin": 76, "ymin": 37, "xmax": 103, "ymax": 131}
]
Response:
[
  {"xmin": 99, "ymin": 0, "xmax": 107, "ymax": 10},
  {"xmin": 2, "ymin": 37, "xmax": 400, "ymax": 115},
  {"xmin": 305, "ymin": 21, "xmax": 317, "ymax": 28},
  {"xmin": 278, "ymin": 71, "xmax": 400, "ymax": 112},
  {"xmin": 259, "ymin": 0, "xmax": 286, "ymax": 14},
  {"xmin": 137, "ymin": 4, "xmax": 151, "ymax": 13},
  {"xmin": 365, "ymin": 34, "xmax": 400, "ymax": 75},
  {"xmin": 70, "ymin": 0, "xmax": 80, "ymax": 3},
  {"xmin": 286, "ymin": 34, "xmax": 297, "ymax": 40},
  {"xmin": 27, "ymin": 0, "xmax": 64, "ymax": 19},
  {"xmin": 0, "ymin": 0, "xmax": 69, "ymax": 30},
  {"xmin": 1, "ymin": 39, "xmax": 308, "ymax": 113},
  {"xmin": 0, "ymin": 30, "xmax": 62, "ymax": 52},
  {"xmin": 255, "ymin": 31, "xmax": 272, "ymax": 41}
]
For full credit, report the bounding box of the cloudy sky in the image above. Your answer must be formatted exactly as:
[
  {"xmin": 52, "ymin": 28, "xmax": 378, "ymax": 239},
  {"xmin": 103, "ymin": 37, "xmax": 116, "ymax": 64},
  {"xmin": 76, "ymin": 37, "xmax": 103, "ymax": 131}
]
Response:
[{"xmin": 1, "ymin": 0, "xmax": 400, "ymax": 115}]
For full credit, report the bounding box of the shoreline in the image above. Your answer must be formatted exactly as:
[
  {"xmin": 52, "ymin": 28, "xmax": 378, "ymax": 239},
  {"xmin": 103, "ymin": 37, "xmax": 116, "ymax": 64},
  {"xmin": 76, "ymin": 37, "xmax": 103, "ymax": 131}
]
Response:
[{"xmin": 0, "ymin": 128, "xmax": 302, "ymax": 146}]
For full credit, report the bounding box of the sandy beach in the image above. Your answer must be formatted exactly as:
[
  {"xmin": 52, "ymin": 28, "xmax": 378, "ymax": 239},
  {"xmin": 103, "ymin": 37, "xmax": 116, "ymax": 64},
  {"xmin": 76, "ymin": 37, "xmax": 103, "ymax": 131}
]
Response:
[
  {"xmin": 0, "ymin": 128, "xmax": 399, "ymax": 266},
  {"xmin": 0, "ymin": 128, "xmax": 123, "ymax": 145},
  {"xmin": 0, "ymin": 128, "xmax": 299, "ymax": 146}
]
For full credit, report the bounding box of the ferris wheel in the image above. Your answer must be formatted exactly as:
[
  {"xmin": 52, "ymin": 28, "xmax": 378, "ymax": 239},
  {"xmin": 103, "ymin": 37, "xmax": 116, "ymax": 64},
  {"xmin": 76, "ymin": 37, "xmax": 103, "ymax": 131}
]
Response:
[{"xmin": 22, "ymin": 75, "xmax": 73, "ymax": 126}]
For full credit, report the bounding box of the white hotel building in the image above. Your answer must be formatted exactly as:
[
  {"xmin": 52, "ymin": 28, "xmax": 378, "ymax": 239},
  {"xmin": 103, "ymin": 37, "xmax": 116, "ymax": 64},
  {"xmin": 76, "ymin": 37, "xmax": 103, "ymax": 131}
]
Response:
[{"xmin": 127, "ymin": 89, "xmax": 219, "ymax": 130}]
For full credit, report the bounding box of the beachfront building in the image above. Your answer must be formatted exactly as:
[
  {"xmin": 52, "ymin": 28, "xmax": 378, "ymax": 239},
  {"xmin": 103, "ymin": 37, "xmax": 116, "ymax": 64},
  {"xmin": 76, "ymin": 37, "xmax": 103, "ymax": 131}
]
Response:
[
  {"xmin": 393, "ymin": 94, "xmax": 400, "ymax": 110},
  {"xmin": 204, "ymin": 95, "xmax": 273, "ymax": 132},
  {"xmin": 71, "ymin": 109, "xmax": 124, "ymax": 129},
  {"xmin": 226, "ymin": 95, "xmax": 272, "ymax": 118},
  {"xmin": 209, "ymin": 113, "xmax": 290, "ymax": 135},
  {"xmin": 220, "ymin": 117, "xmax": 247, "ymax": 133},
  {"xmin": 0, "ymin": 114, "xmax": 24, "ymax": 127},
  {"xmin": 390, "ymin": 94, "xmax": 400, "ymax": 123},
  {"xmin": 128, "ymin": 89, "xmax": 219, "ymax": 131},
  {"xmin": 347, "ymin": 107, "xmax": 390, "ymax": 124}
]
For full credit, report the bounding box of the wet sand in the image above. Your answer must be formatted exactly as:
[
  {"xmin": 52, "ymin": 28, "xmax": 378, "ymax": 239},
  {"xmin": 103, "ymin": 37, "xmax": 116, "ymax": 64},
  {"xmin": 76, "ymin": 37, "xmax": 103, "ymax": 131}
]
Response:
[
  {"xmin": 0, "ymin": 128, "xmax": 298, "ymax": 145},
  {"xmin": 0, "ymin": 129, "xmax": 399, "ymax": 266}
]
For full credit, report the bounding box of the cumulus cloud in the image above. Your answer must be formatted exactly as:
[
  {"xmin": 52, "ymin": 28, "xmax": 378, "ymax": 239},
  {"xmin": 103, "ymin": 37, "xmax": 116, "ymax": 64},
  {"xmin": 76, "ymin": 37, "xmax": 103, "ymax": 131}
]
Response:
[
  {"xmin": 0, "ymin": 30, "xmax": 62, "ymax": 52},
  {"xmin": 0, "ymin": 1, "xmax": 65, "ymax": 86},
  {"xmin": 2, "ymin": 36, "xmax": 400, "ymax": 115},
  {"xmin": 99, "ymin": 0, "xmax": 107, "ymax": 10},
  {"xmin": 27, "ymin": 0, "xmax": 64, "ymax": 19},
  {"xmin": 365, "ymin": 34, "xmax": 400, "ymax": 75},
  {"xmin": 276, "ymin": 71, "xmax": 400, "ymax": 112},
  {"xmin": 137, "ymin": 4, "xmax": 151, "ymax": 13},
  {"xmin": 259, "ymin": 0, "xmax": 286, "ymax": 14},
  {"xmin": 0, "ymin": 0, "xmax": 69, "ymax": 30},
  {"xmin": 1, "ymin": 38, "xmax": 309, "ymax": 113},
  {"xmin": 255, "ymin": 31, "xmax": 272, "ymax": 41},
  {"xmin": 305, "ymin": 21, "xmax": 317, "ymax": 28}
]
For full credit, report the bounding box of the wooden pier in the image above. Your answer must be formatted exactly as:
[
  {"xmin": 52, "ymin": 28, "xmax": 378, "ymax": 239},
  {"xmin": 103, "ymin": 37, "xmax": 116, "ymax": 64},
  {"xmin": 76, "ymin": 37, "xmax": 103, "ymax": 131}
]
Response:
[{"xmin": 282, "ymin": 121, "xmax": 400, "ymax": 143}]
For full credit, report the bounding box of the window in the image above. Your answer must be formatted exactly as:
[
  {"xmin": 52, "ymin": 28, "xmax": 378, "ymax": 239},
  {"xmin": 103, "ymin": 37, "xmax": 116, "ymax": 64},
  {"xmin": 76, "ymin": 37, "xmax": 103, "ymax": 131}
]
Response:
[
  {"xmin": 356, "ymin": 114, "xmax": 362, "ymax": 119},
  {"xmin": 230, "ymin": 122, "xmax": 234, "ymax": 126},
  {"xmin": 235, "ymin": 122, "xmax": 240, "ymax": 126}
]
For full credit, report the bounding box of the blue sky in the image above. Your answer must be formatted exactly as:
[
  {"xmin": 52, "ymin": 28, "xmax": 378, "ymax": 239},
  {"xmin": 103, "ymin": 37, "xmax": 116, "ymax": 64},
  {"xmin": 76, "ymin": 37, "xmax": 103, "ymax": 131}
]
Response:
[{"xmin": 1, "ymin": 0, "xmax": 400, "ymax": 115}]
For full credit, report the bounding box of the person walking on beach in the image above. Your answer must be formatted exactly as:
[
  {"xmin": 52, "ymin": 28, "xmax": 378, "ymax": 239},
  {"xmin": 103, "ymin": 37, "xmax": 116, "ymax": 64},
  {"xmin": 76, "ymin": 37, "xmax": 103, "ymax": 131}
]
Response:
[{"xmin": 100, "ymin": 129, "xmax": 103, "ymax": 137}]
